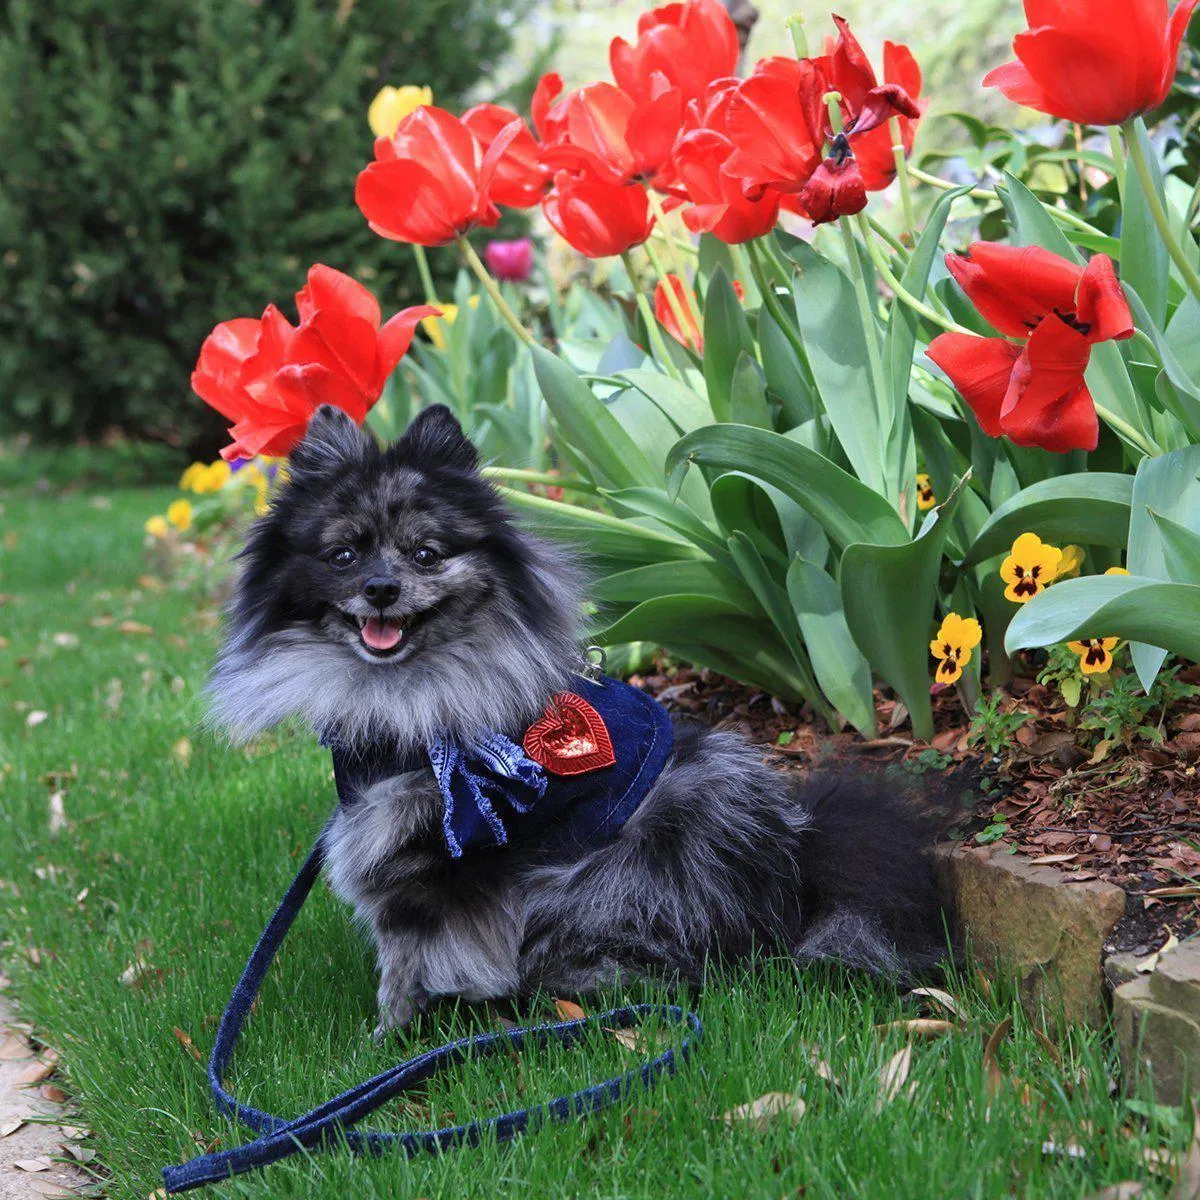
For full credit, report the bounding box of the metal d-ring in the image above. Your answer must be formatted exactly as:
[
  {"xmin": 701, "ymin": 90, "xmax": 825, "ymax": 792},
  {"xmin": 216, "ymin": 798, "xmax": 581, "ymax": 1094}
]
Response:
[{"xmin": 580, "ymin": 645, "xmax": 607, "ymax": 681}]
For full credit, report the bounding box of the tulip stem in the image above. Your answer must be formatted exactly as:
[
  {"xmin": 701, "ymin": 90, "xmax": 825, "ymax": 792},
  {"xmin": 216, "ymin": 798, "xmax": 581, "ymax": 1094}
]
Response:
[
  {"xmin": 620, "ymin": 251, "xmax": 687, "ymax": 382},
  {"xmin": 645, "ymin": 189, "xmax": 704, "ymax": 334},
  {"xmin": 868, "ymin": 215, "xmax": 909, "ymax": 260},
  {"xmin": 456, "ymin": 236, "xmax": 536, "ymax": 347},
  {"xmin": 1092, "ymin": 402, "xmax": 1159, "ymax": 460},
  {"xmin": 1121, "ymin": 118, "xmax": 1200, "ymax": 306},
  {"xmin": 855, "ymin": 214, "xmax": 975, "ymax": 337},
  {"xmin": 838, "ymin": 219, "xmax": 889, "ymax": 408},
  {"xmin": 906, "ymin": 165, "xmax": 1104, "ymax": 239},
  {"xmin": 642, "ymin": 236, "xmax": 700, "ymax": 353},
  {"xmin": 747, "ymin": 238, "xmax": 807, "ymax": 363},
  {"xmin": 412, "ymin": 245, "xmax": 439, "ymax": 305},
  {"xmin": 889, "ymin": 117, "xmax": 916, "ymax": 244},
  {"xmin": 1107, "ymin": 127, "xmax": 1126, "ymax": 202}
]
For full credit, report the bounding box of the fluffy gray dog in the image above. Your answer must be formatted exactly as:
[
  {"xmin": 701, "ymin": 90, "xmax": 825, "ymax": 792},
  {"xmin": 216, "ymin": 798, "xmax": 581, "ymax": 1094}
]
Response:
[{"xmin": 211, "ymin": 404, "xmax": 947, "ymax": 1035}]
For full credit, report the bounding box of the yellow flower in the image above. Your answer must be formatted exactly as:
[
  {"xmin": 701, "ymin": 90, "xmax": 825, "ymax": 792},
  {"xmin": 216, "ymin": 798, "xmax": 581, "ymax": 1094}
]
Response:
[
  {"xmin": 368, "ymin": 85, "xmax": 432, "ymax": 138},
  {"xmin": 929, "ymin": 612, "xmax": 983, "ymax": 685},
  {"xmin": 166, "ymin": 499, "xmax": 193, "ymax": 532},
  {"xmin": 916, "ymin": 474, "xmax": 937, "ymax": 511},
  {"xmin": 179, "ymin": 460, "xmax": 231, "ymax": 494},
  {"xmin": 144, "ymin": 514, "xmax": 169, "ymax": 538},
  {"xmin": 179, "ymin": 462, "xmax": 207, "ymax": 491},
  {"xmin": 1105, "ymin": 566, "xmax": 1131, "ymax": 576},
  {"xmin": 1000, "ymin": 533, "xmax": 1063, "ymax": 603},
  {"xmin": 421, "ymin": 296, "xmax": 478, "ymax": 350},
  {"xmin": 1068, "ymin": 637, "xmax": 1119, "ymax": 675},
  {"xmin": 254, "ymin": 492, "xmax": 270, "ymax": 517},
  {"xmin": 1057, "ymin": 544, "xmax": 1085, "ymax": 579}
]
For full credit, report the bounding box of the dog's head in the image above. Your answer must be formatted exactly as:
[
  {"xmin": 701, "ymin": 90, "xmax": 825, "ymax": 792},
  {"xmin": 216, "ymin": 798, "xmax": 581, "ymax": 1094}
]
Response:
[{"xmin": 210, "ymin": 405, "xmax": 582, "ymax": 748}]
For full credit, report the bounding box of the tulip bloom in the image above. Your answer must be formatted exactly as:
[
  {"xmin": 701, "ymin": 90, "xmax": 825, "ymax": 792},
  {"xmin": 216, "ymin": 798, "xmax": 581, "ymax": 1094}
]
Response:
[
  {"xmin": 192, "ymin": 265, "xmax": 437, "ymax": 460},
  {"xmin": 848, "ymin": 42, "xmax": 924, "ymax": 191},
  {"xmin": 673, "ymin": 128, "xmax": 781, "ymax": 242},
  {"xmin": 542, "ymin": 168, "xmax": 654, "ymax": 259},
  {"xmin": 541, "ymin": 81, "xmax": 681, "ymax": 191},
  {"xmin": 367, "ymin": 85, "xmax": 432, "ymax": 138},
  {"xmin": 927, "ymin": 245, "xmax": 1133, "ymax": 453},
  {"xmin": 797, "ymin": 137, "xmax": 868, "ymax": 225},
  {"xmin": 984, "ymin": 0, "xmax": 1199, "ymax": 127},
  {"xmin": 461, "ymin": 104, "xmax": 549, "ymax": 208},
  {"xmin": 610, "ymin": 0, "xmax": 740, "ymax": 108},
  {"xmin": 355, "ymin": 106, "xmax": 523, "ymax": 246},
  {"xmin": 484, "ymin": 238, "xmax": 535, "ymax": 282},
  {"xmin": 654, "ymin": 273, "xmax": 743, "ymax": 351},
  {"xmin": 816, "ymin": 16, "xmax": 921, "ymax": 141}
]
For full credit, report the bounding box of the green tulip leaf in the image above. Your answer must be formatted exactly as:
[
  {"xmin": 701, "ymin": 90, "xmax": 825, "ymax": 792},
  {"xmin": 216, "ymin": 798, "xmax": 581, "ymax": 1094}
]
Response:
[{"xmin": 702, "ymin": 265, "xmax": 756, "ymax": 422}]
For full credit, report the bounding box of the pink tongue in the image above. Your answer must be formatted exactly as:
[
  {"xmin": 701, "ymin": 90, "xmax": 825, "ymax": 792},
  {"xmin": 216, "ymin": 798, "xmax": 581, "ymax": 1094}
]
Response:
[{"xmin": 362, "ymin": 617, "xmax": 402, "ymax": 651}]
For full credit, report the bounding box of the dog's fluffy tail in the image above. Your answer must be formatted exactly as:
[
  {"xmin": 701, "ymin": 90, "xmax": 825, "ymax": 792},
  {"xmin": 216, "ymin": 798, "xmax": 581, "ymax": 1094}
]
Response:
[{"xmin": 792, "ymin": 773, "xmax": 951, "ymax": 977}]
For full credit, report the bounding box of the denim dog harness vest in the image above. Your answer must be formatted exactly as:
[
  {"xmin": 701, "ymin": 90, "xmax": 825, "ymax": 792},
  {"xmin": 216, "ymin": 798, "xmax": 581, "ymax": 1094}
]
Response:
[
  {"xmin": 328, "ymin": 673, "xmax": 675, "ymax": 857},
  {"xmin": 159, "ymin": 674, "xmax": 697, "ymax": 1193}
]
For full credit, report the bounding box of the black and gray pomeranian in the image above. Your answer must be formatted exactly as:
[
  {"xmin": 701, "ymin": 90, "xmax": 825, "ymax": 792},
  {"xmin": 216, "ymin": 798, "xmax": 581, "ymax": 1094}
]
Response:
[{"xmin": 211, "ymin": 404, "xmax": 947, "ymax": 1034}]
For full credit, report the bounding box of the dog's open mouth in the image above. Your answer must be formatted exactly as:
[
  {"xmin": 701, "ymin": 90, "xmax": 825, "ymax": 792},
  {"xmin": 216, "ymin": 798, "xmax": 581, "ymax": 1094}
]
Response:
[{"xmin": 336, "ymin": 610, "xmax": 410, "ymax": 657}]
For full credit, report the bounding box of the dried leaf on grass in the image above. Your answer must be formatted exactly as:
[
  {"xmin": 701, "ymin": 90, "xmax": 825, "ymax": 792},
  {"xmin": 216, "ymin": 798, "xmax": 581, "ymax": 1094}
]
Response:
[
  {"xmin": 1085, "ymin": 1185, "xmax": 1145, "ymax": 1200},
  {"xmin": 60, "ymin": 1142, "xmax": 96, "ymax": 1164},
  {"xmin": 1137, "ymin": 931, "xmax": 1179, "ymax": 975},
  {"xmin": 875, "ymin": 1046, "xmax": 912, "ymax": 1112},
  {"xmin": 878, "ymin": 1019, "xmax": 957, "ymax": 1039},
  {"xmin": 982, "ymin": 1016, "xmax": 1014, "ymax": 1097},
  {"xmin": 172, "ymin": 1027, "xmax": 202, "ymax": 1062},
  {"xmin": 118, "ymin": 621, "xmax": 154, "ymax": 636},
  {"xmin": 47, "ymin": 791, "xmax": 69, "ymax": 835},
  {"xmin": 907, "ymin": 986, "xmax": 963, "ymax": 1018},
  {"xmin": 553, "ymin": 999, "xmax": 586, "ymax": 1022},
  {"xmin": 803, "ymin": 1045, "xmax": 840, "ymax": 1089},
  {"xmin": 171, "ymin": 738, "xmax": 193, "ymax": 767},
  {"xmin": 16, "ymin": 1057, "xmax": 57, "ymax": 1086},
  {"xmin": 27, "ymin": 711, "xmax": 49, "ymax": 728},
  {"xmin": 721, "ymin": 1092, "xmax": 806, "ymax": 1130},
  {"xmin": 606, "ymin": 1026, "xmax": 666, "ymax": 1055},
  {"xmin": 0, "ymin": 1118, "xmax": 26, "ymax": 1138},
  {"xmin": 13, "ymin": 1157, "xmax": 54, "ymax": 1172},
  {"xmin": 27, "ymin": 1180, "xmax": 80, "ymax": 1199}
]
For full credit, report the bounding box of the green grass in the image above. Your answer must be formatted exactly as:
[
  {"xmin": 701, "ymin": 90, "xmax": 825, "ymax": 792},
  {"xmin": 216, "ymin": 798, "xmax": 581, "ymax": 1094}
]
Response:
[{"xmin": 0, "ymin": 485, "xmax": 1184, "ymax": 1199}]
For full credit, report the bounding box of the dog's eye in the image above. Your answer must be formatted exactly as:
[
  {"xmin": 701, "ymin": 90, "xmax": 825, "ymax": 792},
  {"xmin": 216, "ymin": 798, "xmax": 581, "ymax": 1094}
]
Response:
[
  {"xmin": 412, "ymin": 545, "xmax": 440, "ymax": 569},
  {"xmin": 329, "ymin": 547, "xmax": 357, "ymax": 569}
]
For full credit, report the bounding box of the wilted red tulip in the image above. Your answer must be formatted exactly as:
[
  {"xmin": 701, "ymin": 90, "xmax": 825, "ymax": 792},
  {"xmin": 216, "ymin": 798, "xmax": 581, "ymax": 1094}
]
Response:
[
  {"xmin": 654, "ymin": 273, "xmax": 743, "ymax": 351},
  {"xmin": 461, "ymin": 103, "xmax": 549, "ymax": 208},
  {"xmin": 485, "ymin": 238, "xmax": 535, "ymax": 282},
  {"xmin": 848, "ymin": 42, "xmax": 924, "ymax": 191},
  {"xmin": 542, "ymin": 167, "xmax": 655, "ymax": 259},
  {"xmin": 927, "ymin": 246, "xmax": 1133, "ymax": 453},
  {"xmin": 674, "ymin": 128, "xmax": 782, "ymax": 242},
  {"xmin": 816, "ymin": 16, "xmax": 921, "ymax": 140},
  {"xmin": 984, "ymin": 0, "xmax": 1199, "ymax": 126},
  {"xmin": 192, "ymin": 266, "xmax": 437, "ymax": 460},
  {"xmin": 355, "ymin": 106, "xmax": 523, "ymax": 246},
  {"xmin": 610, "ymin": 0, "xmax": 740, "ymax": 107},
  {"xmin": 798, "ymin": 137, "xmax": 868, "ymax": 225},
  {"xmin": 540, "ymin": 81, "xmax": 681, "ymax": 191}
]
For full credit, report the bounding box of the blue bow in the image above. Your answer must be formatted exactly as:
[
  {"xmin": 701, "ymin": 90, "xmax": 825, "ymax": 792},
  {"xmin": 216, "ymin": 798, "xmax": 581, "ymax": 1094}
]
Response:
[{"xmin": 428, "ymin": 733, "xmax": 548, "ymax": 858}]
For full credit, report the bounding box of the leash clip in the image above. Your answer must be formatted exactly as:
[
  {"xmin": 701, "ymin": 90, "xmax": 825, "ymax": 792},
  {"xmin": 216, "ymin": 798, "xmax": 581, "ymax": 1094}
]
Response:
[{"xmin": 580, "ymin": 645, "xmax": 607, "ymax": 682}]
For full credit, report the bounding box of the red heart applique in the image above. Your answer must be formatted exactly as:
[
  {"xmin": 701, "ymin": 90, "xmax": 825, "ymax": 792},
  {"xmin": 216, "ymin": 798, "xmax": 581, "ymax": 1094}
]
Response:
[{"xmin": 523, "ymin": 692, "xmax": 616, "ymax": 776}]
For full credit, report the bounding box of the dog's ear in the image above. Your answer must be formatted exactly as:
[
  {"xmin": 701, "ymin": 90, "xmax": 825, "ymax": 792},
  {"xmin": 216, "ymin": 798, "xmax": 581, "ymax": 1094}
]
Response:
[
  {"xmin": 398, "ymin": 404, "xmax": 478, "ymax": 472},
  {"xmin": 289, "ymin": 405, "xmax": 376, "ymax": 477}
]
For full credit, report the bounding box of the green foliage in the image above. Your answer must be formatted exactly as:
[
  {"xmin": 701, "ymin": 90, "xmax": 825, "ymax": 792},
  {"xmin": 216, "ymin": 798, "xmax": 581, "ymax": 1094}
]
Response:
[
  {"xmin": 1078, "ymin": 663, "xmax": 1200, "ymax": 748},
  {"xmin": 968, "ymin": 694, "xmax": 1033, "ymax": 757},
  {"xmin": 0, "ymin": 0, "xmax": 527, "ymax": 449},
  {"xmin": 1036, "ymin": 643, "xmax": 1087, "ymax": 710}
]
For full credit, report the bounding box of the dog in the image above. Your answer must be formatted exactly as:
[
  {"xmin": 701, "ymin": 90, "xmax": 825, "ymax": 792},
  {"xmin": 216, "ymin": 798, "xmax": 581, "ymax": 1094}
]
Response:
[{"xmin": 210, "ymin": 404, "xmax": 948, "ymax": 1035}]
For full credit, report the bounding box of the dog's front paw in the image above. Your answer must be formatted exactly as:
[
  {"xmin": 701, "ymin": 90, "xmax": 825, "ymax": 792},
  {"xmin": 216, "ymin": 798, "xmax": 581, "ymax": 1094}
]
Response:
[{"xmin": 373, "ymin": 979, "xmax": 427, "ymax": 1041}]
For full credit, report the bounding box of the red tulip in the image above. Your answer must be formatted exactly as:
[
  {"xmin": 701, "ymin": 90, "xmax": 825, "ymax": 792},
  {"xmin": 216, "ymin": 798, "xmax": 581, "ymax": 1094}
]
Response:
[
  {"xmin": 542, "ymin": 167, "xmax": 655, "ymax": 259},
  {"xmin": 674, "ymin": 128, "xmax": 782, "ymax": 242},
  {"xmin": 461, "ymin": 103, "xmax": 549, "ymax": 208},
  {"xmin": 798, "ymin": 138, "xmax": 868, "ymax": 225},
  {"xmin": 540, "ymin": 81, "xmax": 681, "ymax": 192},
  {"xmin": 848, "ymin": 42, "xmax": 925, "ymax": 191},
  {"xmin": 531, "ymin": 72, "xmax": 569, "ymax": 143},
  {"xmin": 610, "ymin": 0, "xmax": 740, "ymax": 108},
  {"xmin": 984, "ymin": 0, "xmax": 1199, "ymax": 126},
  {"xmin": 927, "ymin": 246, "xmax": 1133, "ymax": 453},
  {"xmin": 654, "ymin": 273, "xmax": 743, "ymax": 351},
  {"xmin": 355, "ymin": 106, "xmax": 523, "ymax": 246},
  {"xmin": 815, "ymin": 16, "xmax": 921, "ymax": 140},
  {"xmin": 192, "ymin": 265, "xmax": 437, "ymax": 460}
]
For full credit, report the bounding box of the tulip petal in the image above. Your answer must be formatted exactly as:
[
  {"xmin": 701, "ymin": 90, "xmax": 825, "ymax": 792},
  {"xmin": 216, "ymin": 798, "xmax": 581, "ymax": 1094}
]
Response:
[
  {"xmin": 999, "ymin": 316, "xmax": 1097, "ymax": 452},
  {"xmin": 947, "ymin": 243, "xmax": 1082, "ymax": 339},
  {"xmin": 531, "ymin": 72, "xmax": 566, "ymax": 142},
  {"xmin": 926, "ymin": 333, "xmax": 1021, "ymax": 437},
  {"xmin": 376, "ymin": 305, "xmax": 441, "ymax": 389},
  {"xmin": 355, "ymin": 158, "xmax": 460, "ymax": 246},
  {"xmin": 1164, "ymin": 0, "xmax": 1200, "ymax": 101},
  {"xmin": 296, "ymin": 265, "xmax": 381, "ymax": 330},
  {"xmin": 982, "ymin": 59, "xmax": 1060, "ymax": 115},
  {"xmin": 1075, "ymin": 254, "xmax": 1134, "ymax": 343}
]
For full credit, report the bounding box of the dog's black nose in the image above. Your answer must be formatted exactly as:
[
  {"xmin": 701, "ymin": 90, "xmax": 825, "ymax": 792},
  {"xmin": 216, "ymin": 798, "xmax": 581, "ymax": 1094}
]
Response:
[{"xmin": 362, "ymin": 576, "xmax": 400, "ymax": 608}]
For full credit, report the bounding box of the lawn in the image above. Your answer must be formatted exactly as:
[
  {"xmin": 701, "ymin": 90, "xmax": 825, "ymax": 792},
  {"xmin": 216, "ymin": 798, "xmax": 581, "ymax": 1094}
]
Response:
[{"xmin": 0, "ymin": 480, "xmax": 1187, "ymax": 1199}]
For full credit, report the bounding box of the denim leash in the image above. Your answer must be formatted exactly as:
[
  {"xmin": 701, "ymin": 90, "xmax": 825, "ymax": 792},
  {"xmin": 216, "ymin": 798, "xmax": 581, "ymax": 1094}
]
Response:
[{"xmin": 160, "ymin": 820, "xmax": 702, "ymax": 1193}]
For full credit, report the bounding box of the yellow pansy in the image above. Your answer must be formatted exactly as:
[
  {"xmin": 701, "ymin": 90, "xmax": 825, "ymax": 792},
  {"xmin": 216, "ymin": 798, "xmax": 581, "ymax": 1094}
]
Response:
[
  {"xmin": 1068, "ymin": 637, "xmax": 1119, "ymax": 675},
  {"xmin": 1000, "ymin": 533, "xmax": 1062, "ymax": 603},
  {"xmin": 929, "ymin": 612, "xmax": 983, "ymax": 685},
  {"xmin": 144, "ymin": 514, "xmax": 169, "ymax": 538},
  {"xmin": 166, "ymin": 499, "xmax": 193, "ymax": 532},
  {"xmin": 916, "ymin": 474, "xmax": 936, "ymax": 511},
  {"xmin": 421, "ymin": 296, "xmax": 479, "ymax": 350},
  {"xmin": 1105, "ymin": 566, "xmax": 1130, "ymax": 576},
  {"xmin": 179, "ymin": 462, "xmax": 207, "ymax": 491},
  {"xmin": 368, "ymin": 85, "xmax": 433, "ymax": 138},
  {"xmin": 1057, "ymin": 544, "xmax": 1085, "ymax": 579},
  {"xmin": 179, "ymin": 460, "xmax": 231, "ymax": 494}
]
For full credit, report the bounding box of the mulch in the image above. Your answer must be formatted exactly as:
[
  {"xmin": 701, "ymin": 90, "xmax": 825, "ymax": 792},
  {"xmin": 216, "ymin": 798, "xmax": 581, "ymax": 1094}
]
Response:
[{"xmin": 635, "ymin": 660, "xmax": 1200, "ymax": 958}]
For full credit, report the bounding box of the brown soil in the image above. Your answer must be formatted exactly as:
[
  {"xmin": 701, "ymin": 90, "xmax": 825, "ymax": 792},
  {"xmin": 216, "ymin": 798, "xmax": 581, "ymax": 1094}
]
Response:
[{"xmin": 635, "ymin": 659, "xmax": 1200, "ymax": 961}]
